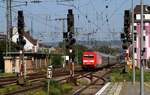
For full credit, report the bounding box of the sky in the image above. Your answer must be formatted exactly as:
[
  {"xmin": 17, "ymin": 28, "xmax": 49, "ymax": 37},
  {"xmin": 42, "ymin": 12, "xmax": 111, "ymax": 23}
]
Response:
[{"xmin": 0, "ymin": 0, "xmax": 150, "ymax": 43}]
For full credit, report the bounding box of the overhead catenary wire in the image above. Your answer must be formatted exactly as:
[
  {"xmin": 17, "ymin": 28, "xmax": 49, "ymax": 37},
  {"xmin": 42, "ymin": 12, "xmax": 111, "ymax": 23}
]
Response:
[{"xmin": 0, "ymin": 0, "xmax": 130, "ymax": 41}]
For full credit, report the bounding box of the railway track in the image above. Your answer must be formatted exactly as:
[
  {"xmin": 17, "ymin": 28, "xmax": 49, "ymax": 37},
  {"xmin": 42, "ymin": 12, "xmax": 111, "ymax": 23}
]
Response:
[
  {"xmin": 0, "ymin": 64, "xmax": 122, "ymax": 95},
  {"xmin": 0, "ymin": 66, "xmax": 81, "ymax": 86},
  {"xmin": 0, "ymin": 73, "xmax": 46, "ymax": 86},
  {"xmin": 72, "ymin": 63, "xmax": 122, "ymax": 95},
  {"xmin": 3, "ymin": 81, "xmax": 44, "ymax": 95}
]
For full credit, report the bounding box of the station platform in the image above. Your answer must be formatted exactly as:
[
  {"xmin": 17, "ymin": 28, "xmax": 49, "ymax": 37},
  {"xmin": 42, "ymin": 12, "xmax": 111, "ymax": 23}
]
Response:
[{"xmin": 95, "ymin": 82, "xmax": 150, "ymax": 95}]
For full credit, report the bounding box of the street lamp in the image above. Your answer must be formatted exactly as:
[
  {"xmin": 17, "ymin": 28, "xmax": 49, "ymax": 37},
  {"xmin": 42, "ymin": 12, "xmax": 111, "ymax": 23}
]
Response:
[
  {"xmin": 131, "ymin": 0, "xmax": 135, "ymax": 85},
  {"xmin": 140, "ymin": 0, "xmax": 144, "ymax": 95}
]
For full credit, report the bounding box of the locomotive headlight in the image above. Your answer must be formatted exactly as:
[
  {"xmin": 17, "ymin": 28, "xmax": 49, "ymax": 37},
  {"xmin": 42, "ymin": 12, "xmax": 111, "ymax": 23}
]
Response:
[
  {"xmin": 83, "ymin": 60, "xmax": 88, "ymax": 62},
  {"xmin": 83, "ymin": 60, "xmax": 94, "ymax": 62},
  {"xmin": 89, "ymin": 60, "xmax": 94, "ymax": 62}
]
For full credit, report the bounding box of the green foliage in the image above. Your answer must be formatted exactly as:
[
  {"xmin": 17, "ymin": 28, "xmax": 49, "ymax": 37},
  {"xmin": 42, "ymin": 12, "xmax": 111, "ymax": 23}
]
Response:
[
  {"xmin": 0, "ymin": 50, "xmax": 4, "ymax": 72},
  {"xmin": 0, "ymin": 40, "xmax": 6, "ymax": 52},
  {"xmin": 110, "ymin": 68, "xmax": 150, "ymax": 82},
  {"xmin": 24, "ymin": 88, "xmax": 46, "ymax": 95},
  {"xmin": 93, "ymin": 45, "xmax": 119, "ymax": 55},
  {"xmin": 110, "ymin": 69, "xmax": 129, "ymax": 82},
  {"xmin": 75, "ymin": 44, "xmax": 88, "ymax": 64},
  {"xmin": 0, "ymin": 40, "xmax": 19, "ymax": 72},
  {"xmin": 0, "ymin": 84, "xmax": 20, "ymax": 94},
  {"xmin": 58, "ymin": 42, "xmax": 65, "ymax": 48},
  {"xmin": 49, "ymin": 87, "xmax": 61, "ymax": 95},
  {"xmin": 147, "ymin": 58, "xmax": 150, "ymax": 68},
  {"xmin": 58, "ymin": 42, "xmax": 88, "ymax": 64},
  {"xmin": 0, "ymin": 40, "xmax": 18, "ymax": 53},
  {"xmin": 61, "ymin": 83, "xmax": 73, "ymax": 93},
  {"xmin": 44, "ymin": 80, "xmax": 72, "ymax": 95},
  {"xmin": 0, "ymin": 73, "xmax": 16, "ymax": 77},
  {"xmin": 51, "ymin": 54, "xmax": 63, "ymax": 68}
]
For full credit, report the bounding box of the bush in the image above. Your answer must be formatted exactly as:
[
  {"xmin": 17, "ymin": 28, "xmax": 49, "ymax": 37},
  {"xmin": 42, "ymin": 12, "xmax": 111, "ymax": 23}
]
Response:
[
  {"xmin": 110, "ymin": 68, "xmax": 150, "ymax": 82},
  {"xmin": 61, "ymin": 83, "xmax": 72, "ymax": 93},
  {"xmin": 44, "ymin": 80, "xmax": 72, "ymax": 95},
  {"xmin": 25, "ymin": 88, "xmax": 46, "ymax": 95},
  {"xmin": 49, "ymin": 87, "xmax": 61, "ymax": 95},
  {"xmin": 51, "ymin": 54, "xmax": 63, "ymax": 68},
  {"xmin": 147, "ymin": 58, "xmax": 150, "ymax": 68}
]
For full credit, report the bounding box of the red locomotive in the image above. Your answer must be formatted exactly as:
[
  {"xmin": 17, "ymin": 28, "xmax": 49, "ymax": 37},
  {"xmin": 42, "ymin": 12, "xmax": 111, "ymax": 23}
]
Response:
[{"xmin": 82, "ymin": 51, "xmax": 117, "ymax": 69}]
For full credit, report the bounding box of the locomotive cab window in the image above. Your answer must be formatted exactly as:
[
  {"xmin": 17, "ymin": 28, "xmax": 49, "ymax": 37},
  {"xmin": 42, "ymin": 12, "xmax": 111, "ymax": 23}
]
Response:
[{"xmin": 84, "ymin": 55, "xmax": 94, "ymax": 58}]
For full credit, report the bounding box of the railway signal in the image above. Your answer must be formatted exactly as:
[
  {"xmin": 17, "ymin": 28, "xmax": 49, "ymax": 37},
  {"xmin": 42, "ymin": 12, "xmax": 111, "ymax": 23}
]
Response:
[
  {"xmin": 66, "ymin": 9, "xmax": 77, "ymax": 84},
  {"xmin": 121, "ymin": 10, "xmax": 132, "ymax": 50},
  {"xmin": 17, "ymin": 10, "xmax": 26, "ymax": 85},
  {"xmin": 121, "ymin": 33, "xmax": 127, "ymax": 49},
  {"xmin": 17, "ymin": 11, "xmax": 26, "ymax": 49},
  {"xmin": 125, "ymin": 10, "xmax": 132, "ymax": 42},
  {"xmin": 66, "ymin": 9, "xmax": 76, "ymax": 59},
  {"xmin": 124, "ymin": 10, "xmax": 132, "ymax": 43}
]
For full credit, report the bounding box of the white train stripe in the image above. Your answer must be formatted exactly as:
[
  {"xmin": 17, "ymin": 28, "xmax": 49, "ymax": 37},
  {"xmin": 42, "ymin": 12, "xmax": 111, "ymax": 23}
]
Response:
[{"xmin": 83, "ymin": 60, "xmax": 94, "ymax": 62}]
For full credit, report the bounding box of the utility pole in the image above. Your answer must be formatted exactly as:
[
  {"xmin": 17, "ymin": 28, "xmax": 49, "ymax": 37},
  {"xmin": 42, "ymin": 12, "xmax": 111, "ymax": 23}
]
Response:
[
  {"xmin": 55, "ymin": 18, "xmax": 67, "ymax": 42},
  {"xmin": 140, "ymin": 0, "xmax": 144, "ymax": 95},
  {"xmin": 55, "ymin": 18, "xmax": 66, "ymax": 33},
  {"xmin": 6, "ymin": 0, "xmax": 12, "ymax": 54},
  {"xmin": 131, "ymin": 0, "xmax": 135, "ymax": 85},
  {"xmin": 55, "ymin": 18, "xmax": 67, "ymax": 67}
]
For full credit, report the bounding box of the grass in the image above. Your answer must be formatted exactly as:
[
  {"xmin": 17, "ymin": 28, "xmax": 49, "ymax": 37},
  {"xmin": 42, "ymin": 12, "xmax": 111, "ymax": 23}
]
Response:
[
  {"xmin": 47, "ymin": 80, "xmax": 73, "ymax": 95},
  {"xmin": 0, "ymin": 73, "xmax": 16, "ymax": 77},
  {"xmin": 26, "ymin": 80, "xmax": 73, "ymax": 95},
  {"xmin": 25, "ymin": 88, "xmax": 46, "ymax": 95},
  {"xmin": 0, "ymin": 84, "xmax": 20, "ymax": 94},
  {"xmin": 0, "ymin": 79, "xmax": 73, "ymax": 95},
  {"xmin": 110, "ymin": 68, "xmax": 150, "ymax": 82}
]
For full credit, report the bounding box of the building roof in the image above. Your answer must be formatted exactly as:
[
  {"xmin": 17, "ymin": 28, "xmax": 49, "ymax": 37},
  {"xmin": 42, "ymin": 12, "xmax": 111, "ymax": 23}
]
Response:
[
  {"xmin": 12, "ymin": 27, "xmax": 37, "ymax": 46},
  {"xmin": 23, "ymin": 31, "xmax": 37, "ymax": 45},
  {"xmin": 134, "ymin": 5, "xmax": 150, "ymax": 14}
]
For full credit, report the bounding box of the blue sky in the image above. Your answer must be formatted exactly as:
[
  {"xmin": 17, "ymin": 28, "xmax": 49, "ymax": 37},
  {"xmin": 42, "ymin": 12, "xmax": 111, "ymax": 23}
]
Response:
[{"xmin": 0, "ymin": 0, "xmax": 150, "ymax": 42}]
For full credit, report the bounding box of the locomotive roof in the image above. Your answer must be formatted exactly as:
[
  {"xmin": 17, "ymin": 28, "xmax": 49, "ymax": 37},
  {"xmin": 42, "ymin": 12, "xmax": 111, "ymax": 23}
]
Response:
[
  {"xmin": 100, "ymin": 53, "xmax": 116, "ymax": 58},
  {"xmin": 83, "ymin": 51, "xmax": 116, "ymax": 58}
]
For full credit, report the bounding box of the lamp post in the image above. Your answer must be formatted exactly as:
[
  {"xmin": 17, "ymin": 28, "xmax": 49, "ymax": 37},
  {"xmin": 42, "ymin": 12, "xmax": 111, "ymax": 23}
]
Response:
[
  {"xmin": 131, "ymin": 0, "xmax": 135, "ymax": 85},
  {"xmin": 140, "ymin": 0, "xmax": 144, "ymax": 95}
]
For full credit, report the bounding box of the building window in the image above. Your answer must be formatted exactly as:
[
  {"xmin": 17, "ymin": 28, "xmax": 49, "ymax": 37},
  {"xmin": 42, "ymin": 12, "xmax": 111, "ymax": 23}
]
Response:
[
  {"xmin": 143, "ymin": 48, "xmax": 146, "ymax": 52},
  {"xmin": 143, "ymin": 25, "xmax": 145, "ymax": 30},
  {"xmin": 143, "ymin": 15, "xmax": 145, "ymax": 19},
  {"xmin": 134, "ymin": 33, "xmax": 137, "ymax": 41},
  {"xmin": 134, "ymin": 26, "xmax": 136, "ymax": 30},
  {"xmin": 134, "ymin": 48, "xmax": 137, "ymax": 53},
  {"xmin": 134, "ymin": 14, "xmax": 136, "ymax": 20},
  {"xmin": 143, "ymin": 36, "xmax": 145, "ymax": 41}
]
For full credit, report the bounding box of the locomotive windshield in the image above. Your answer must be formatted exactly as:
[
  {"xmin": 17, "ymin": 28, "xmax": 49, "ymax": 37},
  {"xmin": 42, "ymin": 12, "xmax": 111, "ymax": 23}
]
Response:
[{"xmin": 83, "ymin": 54, "xmax": 94, "ymax": 58}]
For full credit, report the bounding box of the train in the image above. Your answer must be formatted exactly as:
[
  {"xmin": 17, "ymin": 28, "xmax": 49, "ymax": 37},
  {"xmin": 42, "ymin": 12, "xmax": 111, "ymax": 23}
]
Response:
[{"xmin": 82, "ymin": 51, "xmax": 118, "ymax": 70}]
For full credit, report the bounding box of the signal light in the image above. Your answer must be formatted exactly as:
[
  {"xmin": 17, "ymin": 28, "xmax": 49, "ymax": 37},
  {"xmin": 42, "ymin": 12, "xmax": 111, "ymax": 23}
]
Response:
[
  {"xmin": 63, "ymin": 32, "xmax": 68, "ymax": 39},
  {"xmin": 17, "ymin": 10, "xmax": 26, "ymax": 50},
  {"xmin": 67, "ymin": 9, "xmax": 74, "ymax": 33},
  {"xmin": 120, "ymin": 33, "xmax": 125, "ymax": 39},
  {"xmin": 121, "ymin": 10, "xmax": 131, "ymax": 50},
  {"xmin": 65, "ymin": 38, "xmax": 76, "ymax": 49},
  {"xmin": 17, "ymin": 36, "xmax": 26, "ymax": 49},
  {"xmin": 69, "ymin": 38, "xmax": 76, "ymax": 45},
  {"xmin": 18, "ymin": 11, "xmax": 24, "ymax": 35}
]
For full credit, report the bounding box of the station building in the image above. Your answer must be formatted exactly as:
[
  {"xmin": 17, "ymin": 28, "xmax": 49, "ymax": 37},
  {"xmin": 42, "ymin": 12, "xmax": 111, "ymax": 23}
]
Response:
[{"xmin": 133, "ymin": 5, "xmax": 150, "ymax": 67}]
